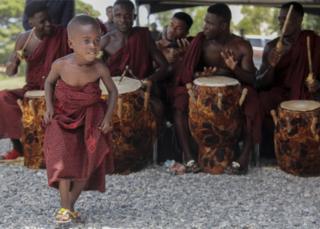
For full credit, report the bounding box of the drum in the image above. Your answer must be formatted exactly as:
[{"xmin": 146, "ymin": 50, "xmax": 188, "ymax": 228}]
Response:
[
  {"xmin": 18, "ymin": 90, "xmax": 46, "ymax": 169},
  {"xmin": 271, "ymin": 100, "xmax": 320, "ymax": 176},
  {"xmin": 101, "ymin": 76, "xmax": 157, "ymax": 173},
  {"xmin": 188, "ymin": 76, "xmax": 247, "ymax": 174}
]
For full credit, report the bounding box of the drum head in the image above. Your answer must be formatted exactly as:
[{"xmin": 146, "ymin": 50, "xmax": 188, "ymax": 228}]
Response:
[
  {"xmin": 25, "ymin": 90, "xmax": 45, "ymax": 98},
  {"xmin": 280, "ymin": 100, "xmax": 320, "ymax": 112},
  {"xmin": 100, "ymin": 76, "xmax": 142, "ymax": 95},
  {"xmin": 193, "ymin": 76, "xmax": 240, "ymax": 87}
]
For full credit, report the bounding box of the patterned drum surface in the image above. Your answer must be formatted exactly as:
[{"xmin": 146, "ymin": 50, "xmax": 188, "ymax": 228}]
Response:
[
  {"xmin": 275, "ymin": 100, "xmax": 320, "ymax": 176},
  {"xmin": 103, "ymin": 77, "xmax": 157, "ymax": 173},
  {"xmin": 22, "ymin": 91, "xmax": 46, "ymax": 169},
  {"xmin": 189, "ymin": 76, "xmax": 243, "ymax": 174}
]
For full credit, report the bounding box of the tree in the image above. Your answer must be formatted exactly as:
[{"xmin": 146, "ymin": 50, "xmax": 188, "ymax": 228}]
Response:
[
  {"xmin": 234, "ymin": 6, "xmax": 279, "ymax": 36},
  {"xmin": 303, "ymin": 14, "xmax": 320, "ymax": 34},
  {"xmin": 75, "ymin": 0, "xmax": 100, "ymax": 17}
]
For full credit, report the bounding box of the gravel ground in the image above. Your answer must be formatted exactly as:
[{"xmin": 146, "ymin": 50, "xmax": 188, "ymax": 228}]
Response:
[{"xmin": 1, "ymin": 139, "xmax": 320, "ymax": 229}]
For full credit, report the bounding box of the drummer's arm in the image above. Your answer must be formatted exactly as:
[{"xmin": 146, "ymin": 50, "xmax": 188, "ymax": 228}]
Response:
[
  {"xmin": 6, "ymin": 33, "xmax": 26, "ymax": 76},
  {"xmin": 222, "ymin": 41, "xmax": 256, "ymax": 85},
  {"xmin": 256, "ymin": 42, "xmax": 277, "ymax": 89},
  {"xmin": 148, "ymin": 35, "xmax": 169, "ymax": 82}
]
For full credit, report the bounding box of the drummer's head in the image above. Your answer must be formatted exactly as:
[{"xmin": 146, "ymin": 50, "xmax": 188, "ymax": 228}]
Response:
[
  {"xmin": 67, "ymin": 15, "xmax": 101, "ymax": 62},
  {"xmin": 25, "ymin": 1, "xmax": 52, "ymax": 36},
  {"xmin": 113, "ymin": 0, "xmax": 136, "ymax": 33},
  {"xmin": 279, "ymin": 2, "xmax": 303, "ymax": 37},
  {"xmin": 203, "ymin": 3, "xmax": 231, "ymax": 40},
  {"xmin": 166, "ymin": 12, "xmax": 193, "ymax": 41}
]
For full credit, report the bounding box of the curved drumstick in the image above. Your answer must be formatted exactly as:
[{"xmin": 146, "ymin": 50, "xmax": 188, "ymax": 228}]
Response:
[
  {"xmin": 276, "ymin": 4, "xmax": 293, "ymax": 51},
  {"xmin": 17, "ymin": 99, "xmax": 24, "ymax": 112},
  {"xmin": 16, "ymin": 27, "xmax": 35, "ymax": 60},
  {"xmin": 118, "ymin": 65, "xmax": 129, "ymax": 85}
]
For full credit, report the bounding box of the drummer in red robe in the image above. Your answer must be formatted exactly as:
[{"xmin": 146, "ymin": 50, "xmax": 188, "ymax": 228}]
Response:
[
  {"xmin": 100, "ymin": 0, "xmax": 168, "ymax": 123},
  {"xmin": 172, "ymin": 3, "xmax": 261, "ymax": 174},
  {"xmin": 257, "ymin": 2, "xmax": 320, "ymax": 156},
  {"xmin": 43, "ymin": 15, "xmax": 117, "ymax": 223},
  {"xmin": 0, "ymin": 1, "xmax": 71, "ymax": 160}
]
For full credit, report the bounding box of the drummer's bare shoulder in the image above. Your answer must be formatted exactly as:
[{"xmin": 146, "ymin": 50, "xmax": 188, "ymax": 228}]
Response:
[
  {"xmin": 229, "ymin": 34, "xmax": 253, "ymax": 56},
  {"xmin": 14, "ymin": 30, "xmax": 32, "ymax": 50}
]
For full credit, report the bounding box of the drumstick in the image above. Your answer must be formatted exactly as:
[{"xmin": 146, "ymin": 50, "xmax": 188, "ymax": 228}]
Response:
[
  {"xmin": 306, "ymin": 36, "xmax": 315, "ymax": 84},
  {"xmin": 276, "ymin": 4, "xmax": 293, "ymax": 51},
  {"xmin": 118, "ymin": 65, "xmax": 129, "ymax": 85},
  {"xmin": 16, "ymin": 27, "xmax": 35, "ymax": 60}
]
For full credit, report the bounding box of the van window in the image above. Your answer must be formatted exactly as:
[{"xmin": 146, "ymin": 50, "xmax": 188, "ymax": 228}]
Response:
[{"xmin": 248, "ymin": 38, "xmax": 263, "ymax": 48}]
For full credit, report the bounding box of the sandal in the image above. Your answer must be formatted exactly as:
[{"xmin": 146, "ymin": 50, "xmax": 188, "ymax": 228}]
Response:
[
  {"xmin": 55, "ymin": 208, "xmax": 76, "ymax": 224},
  {"xmin": 184, "ymin": 160, "xmax": 201, "ymax": 173},
  {"xmin": 169, "ymin": 162, "xmax": 186, "ymax": 175},
  {"xmin": 224, "ymin": 161, "xmax": 248, "ymax": 175}
]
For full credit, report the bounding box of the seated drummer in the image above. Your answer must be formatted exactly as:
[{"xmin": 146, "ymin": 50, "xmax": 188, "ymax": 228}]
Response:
[
  {"xmin": 100, "ymin": 0, "xmax": 169, "ymax": 124},
  {"xmin": 256, "ymin": 2, "xmax": 320, "ymax": 156},
  {"xmin": 172, "ymin": 3, "xmax": 261, "ymax": 174},
  {"xmin": 0, "ymin": 1, "xmax": 71, "ymax": 160}
]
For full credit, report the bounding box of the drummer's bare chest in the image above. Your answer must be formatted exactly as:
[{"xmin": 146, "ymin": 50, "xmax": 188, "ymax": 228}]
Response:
[
  {"xmin": 202, "ymin": 40, "xmax": 241, "ymax": 67},
  {"xmin": 24, "ymin": 38, "xmax": 42, "ymax": 58}
]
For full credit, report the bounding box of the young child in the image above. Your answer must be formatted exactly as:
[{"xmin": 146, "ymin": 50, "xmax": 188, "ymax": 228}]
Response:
[{"xmin": 43, "ymin": 15, "xmax": 118, "ymax": 223}]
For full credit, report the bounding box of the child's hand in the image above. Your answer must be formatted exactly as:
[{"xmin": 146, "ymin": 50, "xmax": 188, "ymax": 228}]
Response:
[
  {"xmin": 44, "ymin": 108, "xmax": 54, "ymax": 125},
  {"xmin": 99, "ymin": 119, "xmax": 112, "ymax": 134}
]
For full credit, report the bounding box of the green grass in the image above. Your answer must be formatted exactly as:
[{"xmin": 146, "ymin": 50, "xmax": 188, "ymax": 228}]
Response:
[{"xmin": 0, "ymin": 73, "xmax": 25, "ymax": 90}]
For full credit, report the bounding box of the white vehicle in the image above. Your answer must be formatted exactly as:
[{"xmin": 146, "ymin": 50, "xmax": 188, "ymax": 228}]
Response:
[{"xmin": 245, "ymin": 35, "xmax": 275, "ymax": 68}]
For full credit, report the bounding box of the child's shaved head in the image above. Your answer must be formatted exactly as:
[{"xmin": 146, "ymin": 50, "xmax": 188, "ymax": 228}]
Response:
[{"xmin": 67, "ymin": 14, "xmax": 100, "ymax": 38}]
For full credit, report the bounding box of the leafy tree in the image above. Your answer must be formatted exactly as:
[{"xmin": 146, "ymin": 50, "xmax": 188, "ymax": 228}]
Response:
[
  {"xmin": 234, "ymin": 6, "xmax": 279, "ymax": 36},
  {"xmin": 303, "ymin": 14, "xmax": 320, "ymax": 34},
  {"xmin": 75, "ymin": 0, "xmax": 100, "ymax": 17}
]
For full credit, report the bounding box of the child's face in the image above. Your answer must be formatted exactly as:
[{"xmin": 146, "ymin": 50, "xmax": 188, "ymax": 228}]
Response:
[{"xmin": 69, "ymin": 24, "xmax": 101, "ymax": 63}]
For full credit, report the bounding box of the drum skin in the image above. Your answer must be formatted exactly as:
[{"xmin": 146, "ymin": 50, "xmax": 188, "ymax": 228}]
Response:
[
  {"xmin": 21, "ymin": 95, "xmax": 46, "ymax": 169},
  {"xmin": 189, "ymin": 80, "xmax": 243, "ymax": 174},
  {"xmin": 274, "ymin": 102, "xmax": 320, "ymax": 176}
]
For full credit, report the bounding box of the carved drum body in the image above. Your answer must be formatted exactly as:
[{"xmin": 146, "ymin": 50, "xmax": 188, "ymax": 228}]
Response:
[{"xmin": 272, "ymin": 100, "xmax": 320, "ymax": 176}]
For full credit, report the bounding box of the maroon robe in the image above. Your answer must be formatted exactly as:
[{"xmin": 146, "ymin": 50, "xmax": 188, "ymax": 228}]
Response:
[
  {"xmin": 107, "ymin": 27, "xmax": 153, "ymax": 79},
  {"xmin": 44, "ymin": 80, "xmax": 113, "ymax": 192},
  {"xmin": 0, "ymin": 26, "xmax": 71, "ymax": 139},
  {"xmin": 173, "ymin": 32, "xmax": 261, "ymax": 143},
  {"xmin": 259, "ymin": 30, "xmax": 320, "ymax": 117}
]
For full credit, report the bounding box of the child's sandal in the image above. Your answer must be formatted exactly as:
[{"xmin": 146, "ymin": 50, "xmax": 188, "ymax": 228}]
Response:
[{"xmin": 55, "ymin": 208, "xmax": 73, "ymax": 224}]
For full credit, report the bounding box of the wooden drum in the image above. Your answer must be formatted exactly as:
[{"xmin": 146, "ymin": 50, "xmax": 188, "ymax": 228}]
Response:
[
  {"xmin": 18, "ymin": 90, "xmax": 46, "ymax": 169},
  {"xmin": 188, "ymin": 76, "xmax": 247, "ymax": 174},
  {"xmin": 271, "ymin": 100, "xmax": 320, "ymax": 176},
  {"xmin": 102, "ymin": 76, "xmax": 157, "ymax": 173}
]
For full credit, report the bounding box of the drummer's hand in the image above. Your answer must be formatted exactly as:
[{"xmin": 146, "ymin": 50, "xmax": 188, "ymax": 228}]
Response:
[
  {"xmin": 44, "ymin": 109, "xmax": 54, "ymax": 125},
  {"xmin": 195, "ymin": 66, "xmax": 217, "ymax": 78},
  {"xmin": 306, "ymin": 79, "xmax": 319, "ymax": 93},
  {"xmin": 221, "ymin": 49, "xmax": 238, "ymax": 71},
  {"xmin": 99, "ymin": 119, "xmax": 112, "ymax": 134},
  {"xmin": 268, "ymin": 47, "xmax": 283, "ymax": 67},
  {"xmin": 142, "ymin": 79, "xmax": 152, "ymax": 91},
  {"xmin": 176, "ymin": 38, "xmax": 190, "ymax": 52}
]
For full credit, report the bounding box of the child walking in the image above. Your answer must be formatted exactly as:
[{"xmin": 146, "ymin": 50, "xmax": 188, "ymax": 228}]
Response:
[{"xmin": 43, "ymin": 14, "xmax": 118, "ymax": 223}]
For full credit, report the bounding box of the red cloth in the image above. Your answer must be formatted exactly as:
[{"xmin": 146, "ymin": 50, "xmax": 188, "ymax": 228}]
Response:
[
  {"xmin": 0, "ymin": 26, "xmax": 71, "ymax": 139},
  {"xmin": 172, "ymin": 32, "xmax": 261, "ymax": 143},
  {"xmin": 107, "ymin": 27, "xmax": 153, "ymax": 79},
  {"xmin": 44, "ymin": 80, "xmax": 113, "ymax": 192},
  {"xmin": 259, "ymin": 30, "xmax": 320, "ymax": 117}
]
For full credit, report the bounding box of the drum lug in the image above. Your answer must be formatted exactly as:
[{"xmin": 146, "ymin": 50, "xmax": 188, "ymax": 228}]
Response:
[
  {"xmin": 117, "ymin": 97, "xmax": 123, "ymax": 124},
  {"xmin": 186, "ymin": 83, "xmax": 196, "ymax": 103},
  {"xmin": 28, "ymin": 99, "xmax": 35, "ymax": 116},
  {"xmin": 217, "ymin": 93, "xmax": 223, "ymax": 110},
  {"xmin": 239, "ymin": 88, "xmax": 248, "ymax": 106},
  {"xmin": 143, "ymin": 80, "xmax": 152, "ymax": 111},
  {"xmin": 285, "ymin": 116, "xmax": 293, "ymax": 134},
  {"xmin": 311, "ymin": 116, "xmax": 319, "ymax": 141},
  {"xmin": 270, "ymin": 110, "xmax": 278, "ymax": 126}
]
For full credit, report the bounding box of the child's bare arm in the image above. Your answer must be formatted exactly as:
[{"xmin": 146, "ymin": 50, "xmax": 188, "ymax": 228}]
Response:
[
  {"xmin": 44, "ymin": 60, "xmax": 61, "ymax": 124},
  {"xmin": 6, "ymin": 32, "xmax": 27, "ymax": 76},
  {"xmin": 97, "ymin": 62, "xmax": 118, "ymax": 133}
]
